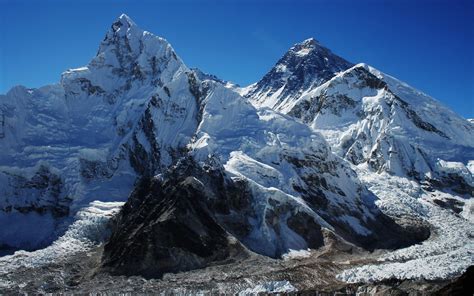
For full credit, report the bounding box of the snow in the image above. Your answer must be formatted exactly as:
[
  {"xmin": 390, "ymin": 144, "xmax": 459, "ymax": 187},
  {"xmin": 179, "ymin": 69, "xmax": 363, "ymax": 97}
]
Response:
[
  {"xmin": 187, "ymin": 80, "xmax": 383, "ymax": 256},
  {"xmin": 0, "ymin": 13, "xmax": 193, "ymax": 250},
  {"xmin": 282, "ymin": 248, "xmax": 311, "ymax": 260},
  {"xmin": 338, "ymin": 215, "xmax": 371, "ymax": 236},
  {"xmin": 2, "ymin": 14, "xmax": 373, "ymax": 261},
  {"xmin": 238, "ymin": 280, "xmax": 297, "ymax": 295},
  {"xmin": 78, "ymin": 148, "xmax": 109, "ymax": 162},
  {"xmin": 244, "ymin": 42, "xmax": 474, "ymax": 283},
  {"xmin": 295, "ymin": 47, "xmax": 311, "ymax": 57},
  {"xmin": 468, "ymin": 160, "xmax": 474, "ymax": 175},
  {"xmin": 0, "ymin": 201, "xmax": 123, "ymax": 275},
  {"xmin": 261, "ymin": 62, "xmax": 474, "ymax": 189},
  {"xmin": 435, "ymin": 159, "xmax": 473, "ymax": 186}
]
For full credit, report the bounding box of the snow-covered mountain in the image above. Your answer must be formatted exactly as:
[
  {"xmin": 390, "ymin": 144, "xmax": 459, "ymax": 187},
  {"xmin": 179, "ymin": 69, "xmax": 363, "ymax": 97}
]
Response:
[
  {"xmin": 0, "ymin": 14, "xmax": 194, "ymax": 250},
  {"xmin": 240, "ymin": 37, "xmax": 474, "ymax": 286},
  {"xmin": 0, "ymin": 14, "xmax": 472, "ymax": 292},
  {"xmin": 242, "ymin": 38, "xmax": 353, "ymax": 110},
  {"xmin": 0, "ymin": 15, "xmax": 424, "ymax": 262},
  {"xmin": 244, "ymin": 42, "xmax": 474, "ymax": 197}
]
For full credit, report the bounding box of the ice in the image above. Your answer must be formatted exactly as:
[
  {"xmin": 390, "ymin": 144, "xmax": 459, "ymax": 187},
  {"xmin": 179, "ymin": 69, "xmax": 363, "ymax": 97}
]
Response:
[
  {"xmin": 238, "ymin": 280, "xmax": 297, "ymax": 295},
  {"xmin": 337, "ymin": 169, "xmax": 474, "ymax": 282}
]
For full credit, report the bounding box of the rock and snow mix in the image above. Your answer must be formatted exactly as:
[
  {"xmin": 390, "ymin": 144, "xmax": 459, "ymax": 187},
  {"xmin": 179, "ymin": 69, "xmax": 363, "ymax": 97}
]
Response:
[
  {"xmin": 244, "ymin": 35, "xmax": 474, "ymax": 283},
  {"xmin": 0, "ymin": 14, "xmax": 405, "ymax": 262}
]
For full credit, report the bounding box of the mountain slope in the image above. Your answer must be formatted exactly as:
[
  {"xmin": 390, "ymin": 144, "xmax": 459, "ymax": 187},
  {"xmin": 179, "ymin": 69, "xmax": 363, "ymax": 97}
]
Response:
[
  {"xmin": 286, "ymin": 64, "xmax": 473, "ymax": 194},
  {"xmin": 245, "ymin": 40, "xmax": 474, "ymax": 197}
]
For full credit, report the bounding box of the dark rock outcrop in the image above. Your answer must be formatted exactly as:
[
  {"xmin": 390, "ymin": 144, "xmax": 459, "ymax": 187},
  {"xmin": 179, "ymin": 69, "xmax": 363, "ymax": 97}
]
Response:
[
  {"xmin": 101, "ymin": 160, "xmax": 250, "ymax": 278},
  {"xmin": 435, "ymin": 265, "xmax": 474, "ymax": 296}
]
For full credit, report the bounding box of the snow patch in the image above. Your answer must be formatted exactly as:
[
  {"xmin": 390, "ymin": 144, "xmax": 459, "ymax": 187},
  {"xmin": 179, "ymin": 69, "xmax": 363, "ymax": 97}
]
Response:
[
  {"xmin": 282, "ymin": 248, "xmax": 311, "ymax": 260},
  {"xmin": 238, "ymin": 280, "xmax": 297, "ymax": 295}
]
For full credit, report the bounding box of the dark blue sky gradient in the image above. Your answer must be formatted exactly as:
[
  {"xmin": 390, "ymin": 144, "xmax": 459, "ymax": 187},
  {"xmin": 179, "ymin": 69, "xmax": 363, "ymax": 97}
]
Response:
[{"xmin": 1, "ymin": 0, "xmax": 473, "ymax": 117}]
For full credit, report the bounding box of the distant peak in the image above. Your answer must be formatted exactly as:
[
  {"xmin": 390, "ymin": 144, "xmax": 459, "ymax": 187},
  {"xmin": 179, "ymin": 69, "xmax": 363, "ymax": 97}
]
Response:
[
  {"xmin": 300, "ymin": 37, "xmax": 319, "ymax": 46},
  {"xmin": 118, "ymin": 13, "xmax": 133, "ymax": 22},
  {"xmin": 111, "ymin": 13, "xmax": 138, "ymax": 33},
  {"xmin": 288, "ymin": 37, "xmax": 325, "ymax": 57}
]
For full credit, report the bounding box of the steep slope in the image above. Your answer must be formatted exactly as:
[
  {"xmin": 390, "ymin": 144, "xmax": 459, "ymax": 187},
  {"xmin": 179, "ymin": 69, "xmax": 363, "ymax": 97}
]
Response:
[{"xmin": 284, "ymin": 64, "xmax": 474, "ymax": 195}]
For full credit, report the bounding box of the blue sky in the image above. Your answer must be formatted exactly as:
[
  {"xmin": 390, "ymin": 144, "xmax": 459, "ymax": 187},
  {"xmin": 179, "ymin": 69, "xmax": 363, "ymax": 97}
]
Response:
[{"xmin": 1, "ymin": 0, "xmax": 473, "ymax": 117}]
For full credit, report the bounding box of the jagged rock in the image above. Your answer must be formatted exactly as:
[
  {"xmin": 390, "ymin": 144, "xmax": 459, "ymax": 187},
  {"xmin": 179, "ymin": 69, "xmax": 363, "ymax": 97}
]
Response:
[{"xmin": 102, "ymin": 161, "xmax": 251, "ymax": 278}]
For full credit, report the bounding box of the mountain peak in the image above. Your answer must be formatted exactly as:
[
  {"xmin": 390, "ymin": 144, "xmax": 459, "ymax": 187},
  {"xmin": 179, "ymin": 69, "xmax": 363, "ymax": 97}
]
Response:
[
  {"xmin": 288, "ymin": 38, "xmax": 322, "ymax": 57},
  {"xmin": 62, "ymin": 13, "xmax": 184, "ymax": 91},
  {"xmin": 110, "ymin": 13, "xmax": 140, "ymax": 36},
  {"xmin": 244, "ymin": 38, "xmax": 353, "ymax": 110},
  {"xmin": 117, "ymin": 13, "xmax": 134, "ymax": 24},
  {"xmin": 298, "ymin": 37, "xmax": 319, "ymax": 47}
]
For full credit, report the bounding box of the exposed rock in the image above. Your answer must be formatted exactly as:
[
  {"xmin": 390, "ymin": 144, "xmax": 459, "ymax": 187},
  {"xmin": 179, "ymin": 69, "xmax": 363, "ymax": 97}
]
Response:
[
  {"xmin": 435, "ymin": 265, "xmax": 474, "ymax": 296},
  {"xmin": 245, "ymin": 38, "xmax": 353, "ymax": 109},
  {"xmin": 102, "ymin": 161, "xmax": 251, "ymax": 278},
  {"xmin": 0, "ymin": 165, "xmax": 70, "ymax": 218}
]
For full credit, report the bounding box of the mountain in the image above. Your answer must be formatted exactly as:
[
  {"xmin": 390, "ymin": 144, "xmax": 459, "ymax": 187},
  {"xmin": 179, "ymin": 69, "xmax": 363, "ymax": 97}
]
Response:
[
  {"xmin": 245, "ymin": 43, "xmax": 474, "ymax": 197},
  {"xmin": 0, "ymin": 14, "xmax": 472, "ymax": 294},
  {"xmin": 0, "ymin": 14, "xmax": 194, "ymax": 250},
  {"xmin": 241, "ymin": 37, "xmax": 474, "ymax": 287},
  {"xmin": 0, "ymin": 14, "xmax": 425, "ymax": 263},
  {"xmin": 241, "ymin": 38, "xmax": 353, "ymax": 110}
]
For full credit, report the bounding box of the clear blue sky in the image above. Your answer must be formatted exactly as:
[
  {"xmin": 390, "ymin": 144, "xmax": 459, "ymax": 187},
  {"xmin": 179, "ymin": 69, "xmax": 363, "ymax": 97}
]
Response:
[{"xmin": 1, "ymin": 0, "xmax": 473, "ymax": 117}]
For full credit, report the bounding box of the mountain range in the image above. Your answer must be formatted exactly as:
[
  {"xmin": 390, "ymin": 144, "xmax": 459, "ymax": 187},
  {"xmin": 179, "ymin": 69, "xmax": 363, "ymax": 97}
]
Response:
[{"xmin": 0, "ymin": 14, "xmax": 472, "ymax": 294}]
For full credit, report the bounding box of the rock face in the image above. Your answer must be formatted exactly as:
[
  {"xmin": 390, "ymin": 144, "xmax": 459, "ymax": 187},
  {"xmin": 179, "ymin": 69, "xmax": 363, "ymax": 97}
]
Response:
[
  {"xmin": 102, "ymin": 171, "xmax": 247, "ymax": 278},
  {"xmin": 435, "ymin": 265, "xmax": 474, "ymax": 296},
  {"xmin": 102, "ymin": 158, "xmax": 326, "ymax": 278}
]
